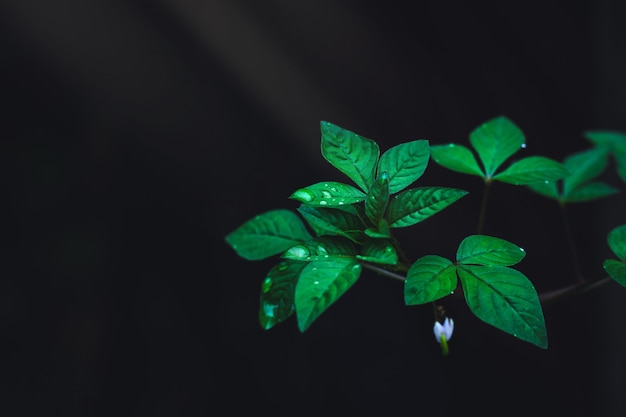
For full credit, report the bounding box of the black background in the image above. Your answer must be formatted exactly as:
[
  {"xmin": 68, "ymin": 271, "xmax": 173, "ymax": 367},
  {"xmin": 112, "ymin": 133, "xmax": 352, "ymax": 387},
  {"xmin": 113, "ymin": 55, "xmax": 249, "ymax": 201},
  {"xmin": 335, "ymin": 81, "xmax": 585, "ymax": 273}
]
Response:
[{"xmin": 2, "ymin": 1, "xmax": 626, "ymax": 416}]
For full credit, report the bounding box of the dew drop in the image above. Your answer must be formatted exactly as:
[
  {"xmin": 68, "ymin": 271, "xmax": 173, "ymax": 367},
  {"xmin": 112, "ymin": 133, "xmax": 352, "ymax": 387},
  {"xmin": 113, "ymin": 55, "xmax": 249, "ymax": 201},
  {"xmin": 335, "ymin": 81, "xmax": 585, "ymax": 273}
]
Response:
[
  {"xmin": 262, "ymin": 302, "xmax": 277, "ymax": 317},
  {"xmin": 262, "ymin": 277, "xmax": 273, "ymax": 293},
  {"xmin": 321, "ymin": 190, "xmax": 332, "ymax": 199},
  {"xmin": 314, "ymin": 280, "xmax": 320, "ymax": 285},
  {"xmin": 286, "ymin": 245, "xmax": 310, "ymax": 259},
  {"xmin": 330, "ymin": 187, "xmax": 338, "ymax": 192},
  {"xmin": 291, "ymin": 189, "xmax": 315, "ymax": 202},
  {"xmin": 319, "ymin": 200, "xmax": 328, "ymax": 205},
  {"xmin": 316, "ymin": 245, "xmax": 328, "ymax": 255},
  {"xmin": 521, "ymin": 143, "xmax": 527, "ymax": 149}
]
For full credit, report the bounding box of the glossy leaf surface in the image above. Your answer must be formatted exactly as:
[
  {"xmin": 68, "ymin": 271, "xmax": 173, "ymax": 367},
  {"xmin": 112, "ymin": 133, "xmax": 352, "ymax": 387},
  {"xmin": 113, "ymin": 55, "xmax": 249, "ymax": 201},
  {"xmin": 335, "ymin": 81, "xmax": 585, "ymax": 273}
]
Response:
[
  {"xmin": 430, "ymin": 143, "xmax": 484, "ymax": 177},
  {"xmin": 458, "ymin": 264, "xmax": 547, "ymax": 349},
  {"xmin": 290, "ymin": 181, "xmax": 366, "ymax": 207},
  {"xmin": 295, "ymin": 258, "xmax": 361, "ymax": 332},
  {"xmin": 226, "ymin": 210, "xmax": 312, "ymax": 260},
  {"xmin": 386, "ymin": 187, "xmax": 468, "ymax": 228},
  {"xmin": 364, "ymin": 218, "xmax": 391, "ymax": 239},
  {"xmin": 365, "ymin": 174, "xmax": 390, "ymax": 224},
  {"xmin": 356, "ymin": 238, "xmax": 398, "ymax": 265},
  {"xmin": 259, "ymin": 260, "xmax": 306, "ymax": 330},
  {"xmin": 297, "ymin": 206, "xmax": 365, "ymax": 243},
  {"xmin": 282, "ymin": 236, "xmax": 357, "ymax": 261},
  {"xmin": 469, "ymin": 116, "xmax": 525, "ymax": 177},
  {"xmin": 456, "ymin": 235, "xmax": 526, "ymax": 266},
  {"xmin": 378, "ymin": 140, "xmax": 430, "ymax": 194},
  {"xmin": 320, "ymin": 121, "xmax": 379, "ymax": 192},
  {"xmin": 404, "ymin": 255, "xmax": 457, "ymax": 305},
  {"xmin": 493, "ymin": 156, "xmax": 568, "ymax": 185}
]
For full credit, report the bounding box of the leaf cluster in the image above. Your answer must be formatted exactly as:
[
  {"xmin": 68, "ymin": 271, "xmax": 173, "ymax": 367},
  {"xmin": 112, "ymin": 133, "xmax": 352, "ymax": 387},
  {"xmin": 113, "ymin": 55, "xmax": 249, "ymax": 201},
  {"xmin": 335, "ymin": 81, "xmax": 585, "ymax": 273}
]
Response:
[{"xmin": 225, "ymin": 116, "xmax": 626, "ymax": 351}]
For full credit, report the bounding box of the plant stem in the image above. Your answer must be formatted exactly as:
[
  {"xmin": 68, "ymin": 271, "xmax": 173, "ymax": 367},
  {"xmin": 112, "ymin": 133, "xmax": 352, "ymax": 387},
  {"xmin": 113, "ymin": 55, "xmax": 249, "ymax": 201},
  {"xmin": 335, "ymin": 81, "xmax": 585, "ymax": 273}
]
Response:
[
  {"xmin": 364, "ymin": 262, "xmax": 613, "ymax": 306},
  {"xmin": 363, "ymin": 263, "xmax": 406, "ymax": 282},
  {"xmin": 477, "ymin": 179, "xmax": 492, "ymax": 235},
  {"xmin": 539, "ymin": 276, "xmax": 611, "ymax": 306}
]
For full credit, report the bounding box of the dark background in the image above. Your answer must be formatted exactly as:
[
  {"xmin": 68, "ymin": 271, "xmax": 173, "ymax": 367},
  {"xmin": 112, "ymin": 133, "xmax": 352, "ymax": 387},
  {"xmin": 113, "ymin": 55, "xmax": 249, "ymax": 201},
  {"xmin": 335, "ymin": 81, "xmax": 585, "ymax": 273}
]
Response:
[{"xmin": 1, "ymin": 1, "xmax": 626, "ymax": 416}]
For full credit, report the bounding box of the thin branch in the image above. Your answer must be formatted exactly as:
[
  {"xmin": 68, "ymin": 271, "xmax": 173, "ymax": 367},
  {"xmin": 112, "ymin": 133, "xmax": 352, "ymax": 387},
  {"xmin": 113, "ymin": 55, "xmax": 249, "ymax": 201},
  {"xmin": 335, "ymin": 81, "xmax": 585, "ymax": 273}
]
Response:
[
  {"xmin": 477, "ymin": 180, "xmax": 492, "ymax": 235},
  {"xmin": 363, "ymin": 262, "xmax": 614, "ymax": 306},
  {"xmin": 362, "ymin": 263, "xmax": 406, "ymax": 282},
  {"xmin": 539, "ymin": 276, "xmax": 612, "ymax": 306}
]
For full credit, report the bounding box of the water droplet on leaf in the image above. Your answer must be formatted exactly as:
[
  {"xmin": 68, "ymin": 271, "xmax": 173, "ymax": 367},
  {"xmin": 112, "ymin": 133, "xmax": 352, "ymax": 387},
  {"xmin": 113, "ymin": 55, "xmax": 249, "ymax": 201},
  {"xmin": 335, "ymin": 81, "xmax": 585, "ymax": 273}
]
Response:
[
  {"xmin": 291, "ymin": 189, "xmax": 315, "ymax": 202},
  {"xmin": 286, "ymin": 245, "xmax": 310, "ymax": 259},
  {"xmin": 262, "ymin": 302, "xmax": 277, "ymax": 317}
]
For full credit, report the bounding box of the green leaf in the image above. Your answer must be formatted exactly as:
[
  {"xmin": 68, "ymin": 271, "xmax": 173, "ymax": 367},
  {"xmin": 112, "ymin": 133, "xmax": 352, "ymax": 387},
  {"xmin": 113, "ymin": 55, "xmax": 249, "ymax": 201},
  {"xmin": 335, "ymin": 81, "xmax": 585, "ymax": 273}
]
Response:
[
  {"xmin": 365, "ymin": 218, "xmax": 391, "ymax": 238},
  {"xmin": 458, "ymin": 264, "xmax": 547, "ymax": 349},
  {"xmin": 295, "ymin": 258, "xmax": 362, "ymax": 332},
  {"xmin": 259, "ymin": 260, "xmax": 306, "ymax": 330},
  {"xmin": 561, "ymin": 181, "xmax": 619, "ymax": 203},
  {"xmin": 562, "ymin": 147, "xmax": 609, "ymax": 197},
  {"xmin": 320, "ymin": 121, "xmax": 380, "ymax": 192},
  {"xmin": 456, "ymin": 235, "xmax": 526, "ymax": 266},
  {"xmin": 604, "ymin": 259, "xmax": 626, "ymax": 287},
  {"xmin": 493, "ymin": 156, "xmax": 568, "ymax": 185},
  {"xmin": 356, "ymin": 238, "xmax": 398, "ymax": 265},
  {"xmin": 584, "ymin": 130, "xmax": 626, "ymax": 155},
  {"xmin": 430, "ymin": 143, "xmax": 484, "ymax": 177},
  {"xmin": 225, "ymin": 209, "xmax": 312, "ymax": 261},
  {"xmin": 607, "ymin": 224, "xmax": 626, "ymax": 261},
  {"xmin": 404, "ymin": 255, "xmax": 457, "ymax": 305},
  {"xmin": 289, "ymin": 181, "xmax": 366, "ymax": 207},
  {"xmin": 365, "ymin": 173, "xmax": 390, "ymax": 224},
  {"xmin": 386, "ymin": 187, "xmax": 469, "ymax": 228},
  {"xmin": 527, "ymin": 180, "xmax": 559, "ymax": 200},
  {"xmin": 378, "ymin": 140, "xmax": 430, "ymax": 194},
  {"xmin": 282, "ymin": 236, "xmax": 357, "ymax": 261},
  {"xmin": 469, "ymin": 116, "xmax": 525, "ymax": 177},
  {"xmin": 297, "ymin": 205, "xmax": 365, "ymax": 243}
]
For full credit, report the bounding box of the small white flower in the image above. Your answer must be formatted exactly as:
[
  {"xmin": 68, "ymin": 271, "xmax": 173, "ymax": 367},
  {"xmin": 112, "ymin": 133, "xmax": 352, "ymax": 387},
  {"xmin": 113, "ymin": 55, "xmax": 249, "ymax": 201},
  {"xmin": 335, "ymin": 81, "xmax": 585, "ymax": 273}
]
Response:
[
  {"xmin": 433, "ymin": 318, "xmax": 454, "ymax": 355},
  {"xmin": 433, "ymin": 317, "xmax": 454, "ymax": 343}
]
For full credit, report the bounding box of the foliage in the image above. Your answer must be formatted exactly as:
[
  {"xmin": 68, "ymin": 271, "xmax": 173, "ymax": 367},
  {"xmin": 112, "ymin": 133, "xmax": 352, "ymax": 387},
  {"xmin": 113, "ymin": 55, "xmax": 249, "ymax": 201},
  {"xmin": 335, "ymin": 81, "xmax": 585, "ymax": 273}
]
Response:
[{"xmin": 225, "ymin": 116, "xmax": 626, "ymax": 352}]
